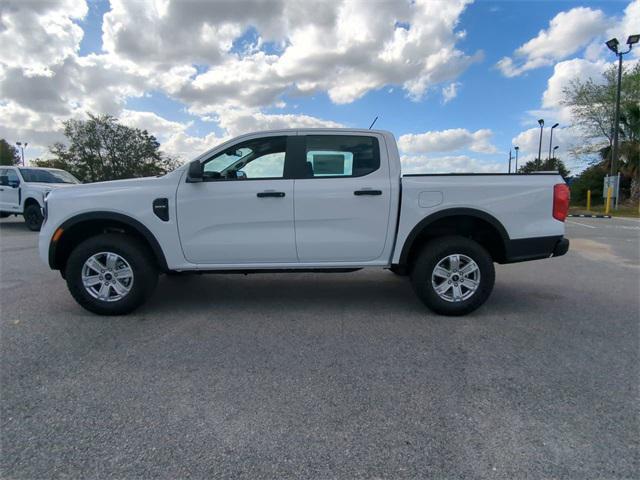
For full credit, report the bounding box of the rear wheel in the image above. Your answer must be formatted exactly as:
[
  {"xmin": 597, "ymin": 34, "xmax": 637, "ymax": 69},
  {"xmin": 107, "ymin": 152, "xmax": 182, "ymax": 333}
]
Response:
[
  {"xmin": 24, "ymin": 204, "xmax": 43, "ymax": 231},
  {"xmin": 65, "ymin": 234, "xmax": 158, "ymax": 315},
  {"xmin": 0, "ymin": 212, "xmax": 10, "ymax": 218},
  {"xmin": 410, "ymin": 236, "xmax": 495, "ymax": 316}
]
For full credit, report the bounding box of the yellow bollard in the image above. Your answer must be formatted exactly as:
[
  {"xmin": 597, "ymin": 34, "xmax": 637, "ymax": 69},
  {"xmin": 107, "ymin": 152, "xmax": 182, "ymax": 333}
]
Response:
[
  {"xmin": 605, "ymin": 186, "xmax": 612, "ymax": 215},
  {"xmin": 587, "ymin": 190, "xmax": 591, "ymax": 212}
]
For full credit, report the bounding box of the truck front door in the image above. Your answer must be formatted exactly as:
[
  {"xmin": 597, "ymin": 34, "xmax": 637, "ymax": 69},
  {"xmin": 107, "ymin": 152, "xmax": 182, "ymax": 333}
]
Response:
[{"xmin": 176, "ymin": 135, "xmax": 298, "ymax": 265}]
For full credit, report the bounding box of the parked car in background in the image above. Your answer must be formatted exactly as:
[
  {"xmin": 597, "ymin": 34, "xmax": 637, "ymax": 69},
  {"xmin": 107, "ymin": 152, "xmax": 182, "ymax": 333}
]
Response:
[
  {"xmin": 0, "ymin": 166, "xmax": 80, "ymax": 231},
  {"xmin": 39, "ymin": 129, "xmax": 570, "ymax": 316}
]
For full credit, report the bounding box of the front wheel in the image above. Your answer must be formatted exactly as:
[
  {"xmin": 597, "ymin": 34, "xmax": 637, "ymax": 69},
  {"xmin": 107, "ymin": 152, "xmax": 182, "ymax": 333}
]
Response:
[
  {"xmin": 411, "ymin": 236, "xmax": 495, "ymax": 316},
  {"xmin": 65, "ymin": 234, "xmax": 158, "ymax": 315},
  {"xmin": 24, "ymin": 204, "xmax": 43, "ymax": 231}
]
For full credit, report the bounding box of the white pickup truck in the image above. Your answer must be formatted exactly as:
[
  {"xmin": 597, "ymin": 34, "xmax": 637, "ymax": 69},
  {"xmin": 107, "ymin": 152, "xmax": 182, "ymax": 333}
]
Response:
[
  {"xmin": 0, "ymin": 166, "xmax": 80, "ymax": 231},
  {"xmin": 39, "ymin": 129, "xmax": 570, "ymax": 316}
]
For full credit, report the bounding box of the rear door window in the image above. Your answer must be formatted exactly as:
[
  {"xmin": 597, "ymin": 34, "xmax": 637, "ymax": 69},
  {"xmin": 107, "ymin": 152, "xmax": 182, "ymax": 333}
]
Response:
[{"xmin": 304, "ymin": 136, "xmax": 379, "ymax": 178}]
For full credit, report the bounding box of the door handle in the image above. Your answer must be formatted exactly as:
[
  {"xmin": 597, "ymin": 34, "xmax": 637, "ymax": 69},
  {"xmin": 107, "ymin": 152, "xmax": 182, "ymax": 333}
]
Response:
[
  {"xmin": 354, "ymin": 189, "xmax": 382, "ymax": 196},
  {"xmin": 257, "ymin": 191, "xmax": 285, "ymax": 198}
]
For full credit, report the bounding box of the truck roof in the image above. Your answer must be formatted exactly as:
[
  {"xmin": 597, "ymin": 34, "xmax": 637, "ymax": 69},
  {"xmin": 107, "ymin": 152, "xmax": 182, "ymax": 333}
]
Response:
[{"xmin": 232, "ymin": 128, "xmax": 394, "ymax": 136}]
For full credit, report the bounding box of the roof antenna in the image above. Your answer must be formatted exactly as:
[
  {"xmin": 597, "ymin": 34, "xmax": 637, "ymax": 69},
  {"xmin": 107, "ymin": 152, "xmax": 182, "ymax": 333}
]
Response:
[{"xmin": 368, "ymin": 116, "xmax": 379, "ymax": 129}]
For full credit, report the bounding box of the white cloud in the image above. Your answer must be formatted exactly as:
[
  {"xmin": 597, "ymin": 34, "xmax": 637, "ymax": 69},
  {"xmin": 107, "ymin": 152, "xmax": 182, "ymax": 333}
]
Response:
[
  {"xmin": 398, "ymin": 128, "xmax": 498, "ymax": 154},
  {"xmin": 216, "ymin": 110, "xmax": 343, "ymax": 137},
  {"xmin": 607, "ymin": 0, "xmax": 640, "ymax": 59},
  {"xmin": 0, "ymin": 0, "xmax": 484, "ymax": 161},
  {"xmin": 401, "ymin": 154, "xmax": 503, "ymax": 174},
  {"xmin": 119, "ymin": 108, "xmax": 343, "ymax": 161},
  {"xmin": 119, "ymin": 110, "xmax": 189, "ymax": 141},
  {"xmin": 496, "ymin": 7, "xmax": 609, "ymax": 77},
  {"xmin": 161, "ymin": 131, "xmax": 228, "ymax": 163},
  {"xmin": 541, "ymin": 58, "xmax": 609, "ymax": 110},
  {"xmin": 441, "ymin": 82, "xmax": 461, "ymax": 104},
  {"xmin": 103, "ymin": 0, "xmax": 481, "ymax": 109},
  {"xmin": 0, "ymin": 0, "xmax": 88, "ymax": 76}
]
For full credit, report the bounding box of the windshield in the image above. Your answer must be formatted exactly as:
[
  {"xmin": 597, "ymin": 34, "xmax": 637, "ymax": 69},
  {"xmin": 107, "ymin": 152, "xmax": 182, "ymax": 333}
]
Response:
[{"xmin": 19, "ymin": 168, "xmax": 80, "ymax": 184}]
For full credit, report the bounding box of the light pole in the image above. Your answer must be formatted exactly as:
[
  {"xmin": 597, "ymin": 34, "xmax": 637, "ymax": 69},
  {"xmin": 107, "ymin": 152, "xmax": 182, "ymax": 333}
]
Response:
[
  {"xmin": 514, "ymin": 146, "xmax": 519, "ymax": 173},
  {"xmin": 536, "ymin": 119, "xmax": 544, "ymax": 170},
  {"xmin": 606, "ymin": 35, "xmax": 639, "ymax": 179},
  {"xmin": 15, "ymin": 141, "xmax": 27, "ymax": 166},
  {"xmin": 508, "ymin": 149, "xmax": 512, "ymax": 173},
  {"xmin": 553, "ymin": 145, "xmax": 559, "ymax": 159},
  {"xmin": 548, "ymin": 122, "xmax": 559, "ymax": 161}
]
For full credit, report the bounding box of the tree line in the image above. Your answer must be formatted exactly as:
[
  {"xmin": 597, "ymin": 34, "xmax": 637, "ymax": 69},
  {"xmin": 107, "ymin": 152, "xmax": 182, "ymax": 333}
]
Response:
[
  {"xmin": 0, "ymin": 114, "xmax": 178, "ymax": 181},
  {"xmin": 564, "ymin": 62, "xmax": 639, "ymax": 204}
]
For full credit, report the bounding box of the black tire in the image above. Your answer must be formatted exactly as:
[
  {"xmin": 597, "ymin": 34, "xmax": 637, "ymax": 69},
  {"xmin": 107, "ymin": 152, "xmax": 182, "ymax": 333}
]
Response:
[
  {"xmin": 0, "ymin": 212, "xmax": 10, "ymax": 218},
  {"xmin": 65, "ymin": 233, "xmax": 158, "ymax": 315},
  {"xmin": 24, "ymin": 204, "xmax": 43, "ymax": 231},
  {"xmin": 410, "ymin": 235, "xmax": 495, "ymax": 316}
]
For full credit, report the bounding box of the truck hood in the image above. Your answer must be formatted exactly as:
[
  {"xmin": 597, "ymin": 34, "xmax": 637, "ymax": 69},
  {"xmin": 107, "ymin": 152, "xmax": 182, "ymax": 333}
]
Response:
[{"xmin": 44, "ymin": 172, "xmax": 181, "ymax": 203}]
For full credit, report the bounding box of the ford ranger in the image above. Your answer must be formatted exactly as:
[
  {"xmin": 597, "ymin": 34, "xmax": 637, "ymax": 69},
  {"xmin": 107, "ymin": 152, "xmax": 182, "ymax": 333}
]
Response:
[
  {"xmin": 38, "ymin": 129, "xmax": 570, "ymax": 316},
  {"xmin": 1, "ymin": 166, "xmax": 80, "ymax": 231}
]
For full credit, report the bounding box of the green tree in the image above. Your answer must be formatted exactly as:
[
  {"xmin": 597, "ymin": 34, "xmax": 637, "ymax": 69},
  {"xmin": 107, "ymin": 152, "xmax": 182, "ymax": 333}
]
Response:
[
  {"xmin": 0, "ymin": 139, "xmax": 20, "ymax": 166},
  {"xmin": 518, "ymin": 157, "xmax": 570, "ymax": 177},
  {"xmin": 36, "ymin": 114, "xmax": 179, "ymax": 182},
  {"xmin": 563, "ymin": 62, "xmax": 640, "ymax": 201},
  {"xmin": 568, "ymin": 163, "xmax": 608, "ymax": 205}
]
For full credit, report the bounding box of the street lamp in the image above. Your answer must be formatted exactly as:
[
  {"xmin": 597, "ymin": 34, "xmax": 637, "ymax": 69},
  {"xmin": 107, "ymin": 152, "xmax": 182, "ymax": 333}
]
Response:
[
  {"xmin": 606, "ymin": 34, "xmax": 639, "ymax": 180},
  {"xmin": 548, "ymin": 123, "xmax": 559, "ymax": 161},
  {"xmin": 15, "ymin": 141, "xmax": 27, "ymax": 166},
  {"xmin": 514, "ymin": 146, "xmax": 519, "ymax": 173},
  {"xmin": 536, "ymin": 119, "xmax": 544, "ymax": 170},
  {"xmin": 553, "ymin": 145, "xmax": 559, "ymax": 158}
]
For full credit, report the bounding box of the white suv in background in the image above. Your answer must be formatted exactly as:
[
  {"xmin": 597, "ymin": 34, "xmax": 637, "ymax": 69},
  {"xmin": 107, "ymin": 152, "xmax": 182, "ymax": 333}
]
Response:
[{"xmin": 0, "ymin": 166, "xmax": 80, "ymax": 231}]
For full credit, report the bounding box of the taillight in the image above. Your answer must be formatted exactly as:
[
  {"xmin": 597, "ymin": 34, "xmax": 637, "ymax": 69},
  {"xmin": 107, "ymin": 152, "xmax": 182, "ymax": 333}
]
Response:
[{"xmin": 553, "ymin": 183, "xmax": 570, "ymax": 221}]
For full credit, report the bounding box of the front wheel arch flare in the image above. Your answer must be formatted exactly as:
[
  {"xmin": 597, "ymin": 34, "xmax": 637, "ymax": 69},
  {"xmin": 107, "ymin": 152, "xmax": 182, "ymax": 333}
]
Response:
[{"xmin": 50, "ymin": 212, "xmax": 169, "ymax": 272}]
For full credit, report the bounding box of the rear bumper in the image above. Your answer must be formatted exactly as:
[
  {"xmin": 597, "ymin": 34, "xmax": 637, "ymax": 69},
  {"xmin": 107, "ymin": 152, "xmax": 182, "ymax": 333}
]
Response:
[
  {"xmin": 553, "ymin": 237, "xmax": 570, "ymax": 257},
  {"xmin": 502, "ymin": 235, "xmax": 569, "ymax": 264}
]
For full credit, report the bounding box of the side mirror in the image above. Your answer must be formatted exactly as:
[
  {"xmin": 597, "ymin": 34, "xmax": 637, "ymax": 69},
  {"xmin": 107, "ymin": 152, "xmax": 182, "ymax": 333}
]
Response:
[
  {"xmin": 186, "ymin": 160, "xmax": 203, "ymax": 183},
  {"xmin": 0, "ymin": 175, "xmax": 8, "ymax": 187}
]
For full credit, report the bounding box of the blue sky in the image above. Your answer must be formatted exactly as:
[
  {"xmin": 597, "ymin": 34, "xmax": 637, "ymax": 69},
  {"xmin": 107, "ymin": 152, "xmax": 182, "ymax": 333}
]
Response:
[{"xmin": 1, "ymin": 0, "xmax": 638, "ymax": 173}]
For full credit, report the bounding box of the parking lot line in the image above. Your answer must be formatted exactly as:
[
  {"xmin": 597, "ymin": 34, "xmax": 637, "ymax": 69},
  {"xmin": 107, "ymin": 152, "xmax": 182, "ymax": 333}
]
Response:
[{"xmin": 567, "ymin": 220, "xmax": 597, "ymax": 229}]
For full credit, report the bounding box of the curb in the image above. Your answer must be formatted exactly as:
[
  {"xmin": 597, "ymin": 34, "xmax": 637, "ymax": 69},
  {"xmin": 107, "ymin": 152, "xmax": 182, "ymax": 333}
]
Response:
[{"xmin": 568, "ymin": 214, "xmax": 611, "ymax": 218}]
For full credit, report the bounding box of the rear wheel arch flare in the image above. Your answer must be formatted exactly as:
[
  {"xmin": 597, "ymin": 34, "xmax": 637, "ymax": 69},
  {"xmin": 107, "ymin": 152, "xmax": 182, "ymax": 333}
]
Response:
[
  {"xmin": 49, "ymin": 212, "xmax": 168, "ymax": 272},
  {"xmin": 400, "ymin": 208, "xmax": 510, "ymax": 266}
]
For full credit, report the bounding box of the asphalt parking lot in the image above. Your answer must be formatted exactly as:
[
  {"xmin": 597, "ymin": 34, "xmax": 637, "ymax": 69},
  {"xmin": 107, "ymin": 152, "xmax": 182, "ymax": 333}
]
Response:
[{"xmin": 1, "ymin": 215, "xmax": 638, "ymax": 479}]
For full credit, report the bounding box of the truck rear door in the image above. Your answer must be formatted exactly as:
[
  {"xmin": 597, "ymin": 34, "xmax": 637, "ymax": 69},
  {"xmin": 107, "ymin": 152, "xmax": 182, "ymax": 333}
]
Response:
[{"xmin": 293, "ymin": 134, "xmax": 392, "ymax": 262}]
